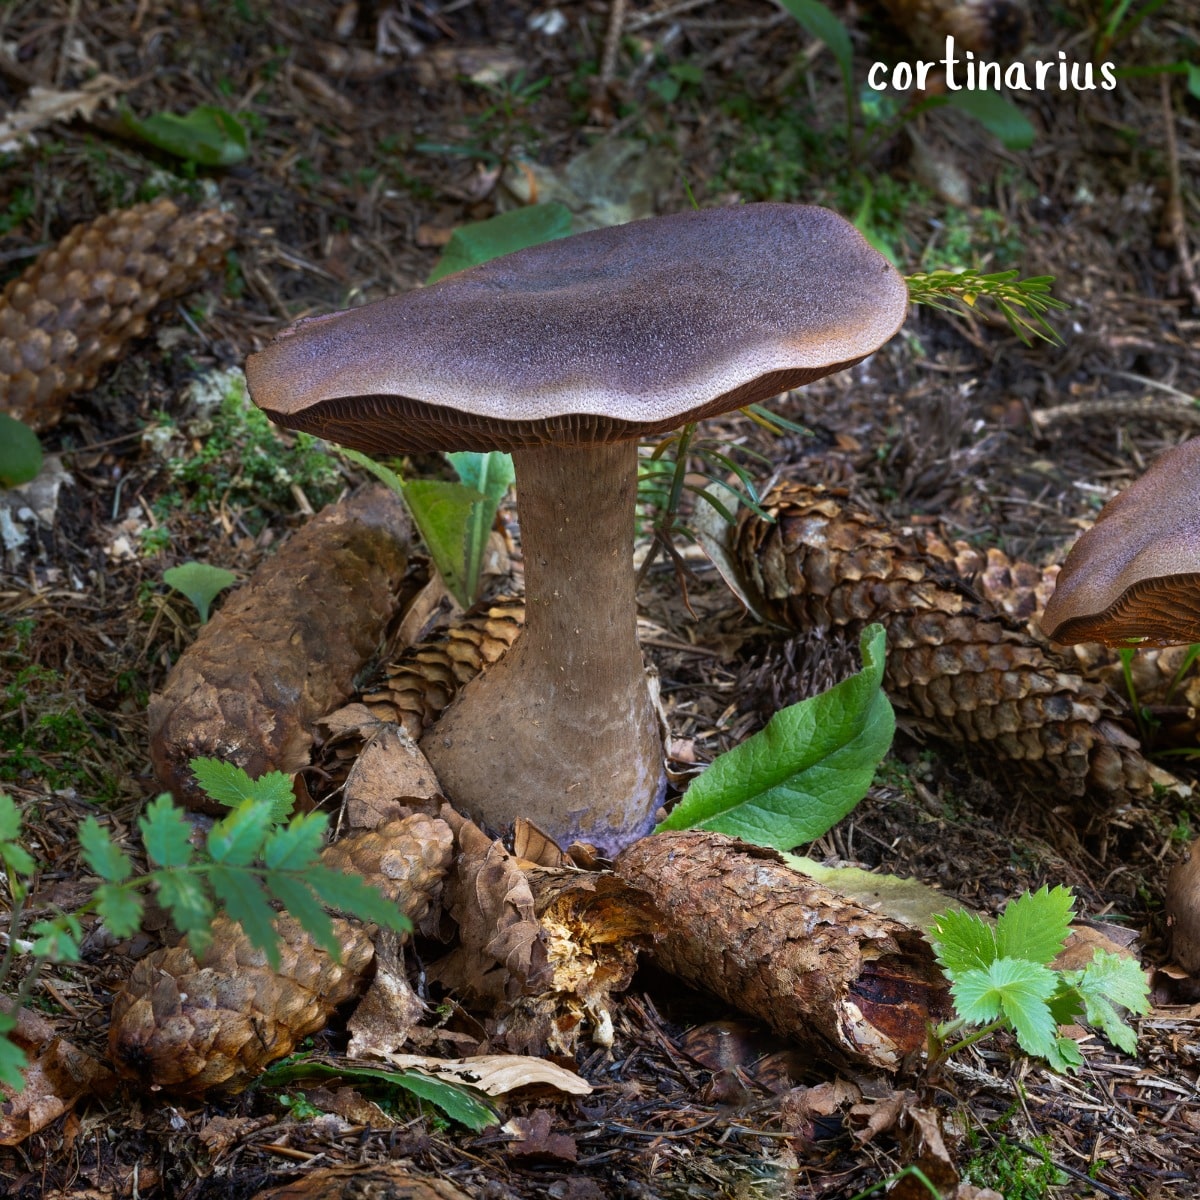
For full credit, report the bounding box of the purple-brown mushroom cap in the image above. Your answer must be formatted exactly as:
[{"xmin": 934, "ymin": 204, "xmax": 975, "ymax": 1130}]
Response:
[{"xmin": 1042, "ymin": 438, "xmax": 1200, "ymax": 647}]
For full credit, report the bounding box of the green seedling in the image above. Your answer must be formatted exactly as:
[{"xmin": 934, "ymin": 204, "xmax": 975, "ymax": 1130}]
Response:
[
  {"xmin": 928, "ymin": 886, "xmax": 1150, "ymax": 1073},
  {"xmin": 163, "ymin": 561, "xmax": 238, "ymax": 622},
  {"xmin": 658, "ymin": 624, "xmax": 895, "ymax": 849},
  {"xmin": 0, "ymin": 413, "xmax": 42, "ymax": 488},
  {"xmin": 0, "ymin": 760, "xmax": 411, "ymax": 1093},
  {"xmin": 906, "ymin": 268, "xmax": 1069, "ymax": 346}
]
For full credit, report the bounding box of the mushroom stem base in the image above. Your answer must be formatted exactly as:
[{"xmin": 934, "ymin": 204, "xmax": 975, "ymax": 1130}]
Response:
[{"xmin": 420, "ymin": 440, "xmax": 665, "ymax": 856}]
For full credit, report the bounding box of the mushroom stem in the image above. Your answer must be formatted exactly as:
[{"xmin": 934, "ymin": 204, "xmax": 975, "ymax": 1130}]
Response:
[{"xmin": 420, "ymin": 440, "xmax": 666, "ymax": 855}]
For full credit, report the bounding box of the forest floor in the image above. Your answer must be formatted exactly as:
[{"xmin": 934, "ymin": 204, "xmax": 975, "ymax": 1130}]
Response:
[{"xmin": 1, "ymin": 0, "xmax": 1200, "ymax": 1197}]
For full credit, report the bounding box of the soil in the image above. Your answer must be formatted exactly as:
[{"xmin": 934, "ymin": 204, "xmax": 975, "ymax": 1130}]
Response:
[{"xmin": 1, "ymin": 1, "xmax": 1200, "ymax": 1197}]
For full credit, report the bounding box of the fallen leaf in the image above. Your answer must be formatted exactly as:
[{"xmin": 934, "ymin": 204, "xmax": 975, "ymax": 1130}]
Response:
[
  {"xmin": 504, "ymin": 1109, "xmax": 578, "ymax": 1162},
  {"xmin": 0, "ymin": 1037, "xmax": 114, "ymax": 1145},
  {"xmin": 377, "ymin": 1053, "xmax": 591, "ymax": 1097},
  {"xmin": 0, "ymin": 77, "xmax": 127, "ymax": 151},
  {"xmin": 342, "ymin": 723, "xmax": 442, "ymax": 829}
]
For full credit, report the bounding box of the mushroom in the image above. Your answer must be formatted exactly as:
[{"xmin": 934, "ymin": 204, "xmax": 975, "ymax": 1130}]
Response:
[
  {"xmin": 245, "ymin": 203, "xmax": 908, "ymax": 854},
  {"xmin": 1041, "ymin": 438, "xmax": 1200, "ymax": 648}
]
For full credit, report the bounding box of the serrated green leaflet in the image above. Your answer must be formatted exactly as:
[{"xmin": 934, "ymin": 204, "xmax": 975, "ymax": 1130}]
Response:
[
  {"xmin": 0, "ymin": 792, "xmax": 22, "ymax": 842},
  {"xmin": 140, "ymin": 795, "xmax": 194, "ymax": 869},
  {"xmin": 258, "ymin": 1059, "xmax": 498, "ymax": 1130},
  {"xmin": 951, "ymin": 958, "xmax": 1059, "ymax": 1059},
  {"xmin": 656, "ymin": 624, "xmax": 894, "ymax": 849},
  {"xmin": 930, "ymin": 907, "xmax": 998, "ymax": 975},
  {"xmin": 208, "ymin": 865, "xmax": 279, "ymax": 966},
  {"xmin": 191, "ymin": 758, "xmax": 295, "ymax": 822},
  {"xmin": 307, "ymin": 865, "xmax": 412, "ymax": 933},
  {"xmin": 0, "ymin": 1029, "xmax": 28, "ymax": 1093},
  {"xmin": 163, "ymin": 562, "xmax": 238, "ymax": 623},
  {"xmin": 995, "ymin": 885, "xmax": 1074, "ymax": 964},
  {"xmin": 267, "ymin": 874, "xmax": 340, "ymax": 959},
  {"xmin": 30, "ymin": 915, "xmax": 82, "ymax": 963},
  {"xmin": 78, "ymin": 817, "xmax": 132, "ymax": 883},
  {"xmin": 96, "ymin": 883, "xmax": 144, "ymax": 939},
  {"xmin": 1065, "ymin": 949, "xmax": 1150, "ymax": 1054},
  {"xmin": 427, "ymin": 202, "xmax": 573, "ymax": 283},
  {"xmin": 154, "ymin": 869, "xmax": 213, "ymax": 934},
  {"xmin": 207, "ymin": 798, "xmax": 276, "ymax": 865},
  {"xmin": 263, "ymin": 813, "xmax": 328, "ymax": 872}
]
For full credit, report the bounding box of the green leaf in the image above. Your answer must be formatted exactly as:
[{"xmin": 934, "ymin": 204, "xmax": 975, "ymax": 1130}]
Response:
[
  {"xmin": 0, "ymin": 793, "xmax": 36, "ymax": 877},
  {"xmin": 120, "ymin": 103, "xmax": 249, "ymax": 166},
  {"xmin": 207, "ymin": 799, "xmax": 276, "ymax": 866},
  {"xmin": 0, "ymin": 1022, "xmax": 28, "ymax": 1093},
  {"xmin": 306, "ymin": 865, "xmax": 412, "ymax": 934},
  {"xmin": 95, "ymin": 883, "xmax": 144, "ymax": 939},
  {"xmin": 995, "ymin": 885, "xmax": 1075, "ymax": 965},
  {"xmin": 656, "ymin": 624, "xmax": 894, "ymax": 849},
  {"xmin": 258, "ymin": 1058, "xmax": 499, "ymax": 1130},
  {"xmin": 446, "ymin": 450, "xmax": 515, "ymax": 607},
  {"xmin": 153, "ymin": 868, "xmax": 213, "ymax": 936},
  {"xmin": 776, "ymin": 0, "xmax": 854, "ymax": 96},
  {"xmin": 0, "ymin": 793, "xmax": 21, "ymax": 843},
  {"xmin": 78, "ymin": 817, "xmax": 132, "ymax": 884},
  {"xmin": 1065, "ymin": 949, "xmax": 1150, "ymax": 1055},
  {"xmin": 0, "ymin": 413, "xmax": 43, "ymax": 488},
  {"xmin": 337, "ymin": 447, "xmax": 406, "ymax": 496},
  {"xmin": 266, "ymin": 874, "xmax": 340, "ymax": 960},
  {"xmin": 139, "ymin": 794, "xmax": 194, "ymax": 870},
  {"xmin": 427, "ymin": 203, "xmax": 573, "ymax": 283},
  {"xmin": 263, "ymin": 812, "xmax": 329, "ymax": 872},
  {"xmin": 1189, "ymin": 63, "xmax": 1200, "ymax": 102},
  {"xmin": 400, "ymin": 479, "xmax": 486, "ymax": 607},
  {"xmin": 208, "ymin": 864, "xmax": 280, "ymax": 968},
  {"xmin": 952, "ymin": 958, "xmax": 1059, "ymax": 1059},
  {"xmin": 191, "ymin": 759, "xmax": 295, "ymax": 823},
  {"xmin": 163, "ymin": 562, "xmax": 238, "ymax": 622},
  {"xmin": 940, "ymin": 90, "xmax": 1036, "ymax": 150},
  {"xmin": 29, "ymin": 914, "xmax": 82, "ymax": 963},
  {"xmin": 0, "ymin": 839, "xmax": 36, "ymax": 877},
  {"xmin": 931, "ymin": 907, "xmax": 998, "ymax": 975}
]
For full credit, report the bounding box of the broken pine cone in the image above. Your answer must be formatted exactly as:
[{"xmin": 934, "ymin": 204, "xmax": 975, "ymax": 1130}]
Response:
[
  {"xmin": 0, "ymin": 197, "xmax": 236, "ymax": 431},
  {"xmin": 735, "ymin": 483, "xmax": 1156, "ymax": 803},
  {"xmin": 108, "ymin": 813, "xmax": 453, "ymax": 1095}
]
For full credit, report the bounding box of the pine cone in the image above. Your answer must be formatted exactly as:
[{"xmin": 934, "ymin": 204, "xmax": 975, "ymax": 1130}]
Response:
[
  {"xmin": 360, "ymin": 597, "xmax": 525, "ymax": 739},
  {"xmin": 735, "ymin": 484, "xmax": 1154, "ymax": 801},
  {"xmin": 108, "ymin": 813, "xmax": 453, "ymax": 1095},
  {"xmin": 0, "ymin": 197, "xmax": 235, "ymax": 431}
]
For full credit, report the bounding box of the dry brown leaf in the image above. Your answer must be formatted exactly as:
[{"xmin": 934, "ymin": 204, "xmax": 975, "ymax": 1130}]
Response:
[
  {"xmin": 250, "ymin": 1164, "xmax": 472, "ymax": 1200},
  {"xmin": 342, "ymin": 723, "xmax": 441, "ymax": 830},
  {"xmin": 0, "ymin": 77, "xmax": 126, "ymax": 150},
  {"xmin": 0, "ymin": 1037, "xmax": 114, "ymax": 1146},
  {"xmin": 504, "ymin": 1109, "xmax": 578, "ymax": 1162},
  {"xmin": 377, "ymin": 1052, "xmax": 591, "ymax": 1097}
]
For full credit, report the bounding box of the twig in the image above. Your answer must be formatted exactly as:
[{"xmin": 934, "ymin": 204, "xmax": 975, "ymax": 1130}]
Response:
[
  {"xmin": 600, "ymin": 0, "xmax": 628, "ymax": 87},
  {"xmin": 1162, "ymin": 74, "xmax": 1200, "ymax": 311},
  {"xmin": 626, "ymin": 0, "xmax": 722, "ymax": 30},
  {"xmin": 1031, "ymin": 393, "xmax": 1200, "ymax": 431}
]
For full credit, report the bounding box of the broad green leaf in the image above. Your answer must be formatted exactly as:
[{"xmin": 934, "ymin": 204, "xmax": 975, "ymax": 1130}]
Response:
[
  {"xmin": 267, "ymin": 874, "xmax": 340, "ymax": 959},
  {"xmin": 78, "ymin": 817, "xmax": 132, "ymax": 884},
  {"xmin": 1049, "ymin": 1036, "xmax": 1085, "ymax": 1072},
  {"xmin": 163, "ymin": 562, "xmax": 238, "ymax": 622},
  {"xmin": 656, "ymin": 624, "xmax": 894, "ymax": 849},
  {"xmin": 930, "ymin": 907, "xmax": 998, "ymax": 975},
  {"xmin": 258, "ymin": 1058, "xmax": 499, "ymax": 1130},
  {"xmin": 446, "ymin": 451, "xmax": 515, "ymax": 607},
  {"xmin": 427, "ymin": 203, "xmax": 573, "ymax": 283},
  {"xmin": 995, "ymin": 885, "xmax": 1074, "ymax": 965},
  {"xmin": 1047, "ymin": 984, "xmax": 1084, "ymax": 1026},
  {"xmin": 207, "ymin": 799, "xmax": 276, "ymax": 866},
  {"xmin": 1065, "ymin": 949, "xmax": 1150, "ymax": 1055},
  {"xmin": 192, "ymin": 759, "xmax": 295, "ymax": 823},
  {"xmin": 952, "ymin": 958, "xmax": 1058, "ymax": 1059},
  {"xmin": 776, "ymin": 0, "xmax": 854, "ymax": 95},
  {"xmin": 154, "ymin": 869, "xmax": 213, "ymax": 935},
  {"xmin": 208, "ymin": 865, "xmax": 279, "ymax": 967},
  {"xmin": 0, "ymin": 413, "xmax": 42, "ymax": 488},
  {"xmin": 139, "ymin": 794, "xmax": 194, "ymax": 869},
  {"xmin": 941, "ymin": 90, "xmax": 1036, "ymax": 150},
  {"xmin": 400, "ymin": 479, "xmax": 485, "ymax": 607},
  {"xmin": 0, "ymin": 793, "xmax": 21, "ymax": 842},
  {"xmin": 0, "ymin": 1024, "xmax": 28, "ymax": 1093},
  {"xmin": 121, "ymin": 103, "xmax": 249, "ymax": 166},
  {"xmin": 337, "ymin": 447, "xmax": 406, "ymax": 495},
  {"xmin": 95, "ymin": 883, "xmax": 144, "ymax": 939},
  {"xmin": 263, "ymin": 813, "xmax": 329, "ymax": 872},
  {"xmin": 306, "ymin": 865, "xmax": 412, "ymax": 933}
]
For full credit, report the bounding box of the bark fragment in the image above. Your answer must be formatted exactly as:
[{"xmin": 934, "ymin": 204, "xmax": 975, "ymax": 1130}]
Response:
[
  {"xmin": 108, "ymin": 813, "xmax": 453, "ymax": 1094},
  {"xmin": 735, "ymin": 484, "xmax": 1156, "ymax": 802},
  {"xmin": 148, "ymin": 486, "xmax": 410, "ymax": 812},
  {"xmin": 615, "ymin": 832, "xmax": 952, "ymax": 1072},
  {"xmin": 0, "ymin": 197, "xmax": 235, "ymax": 430}
]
